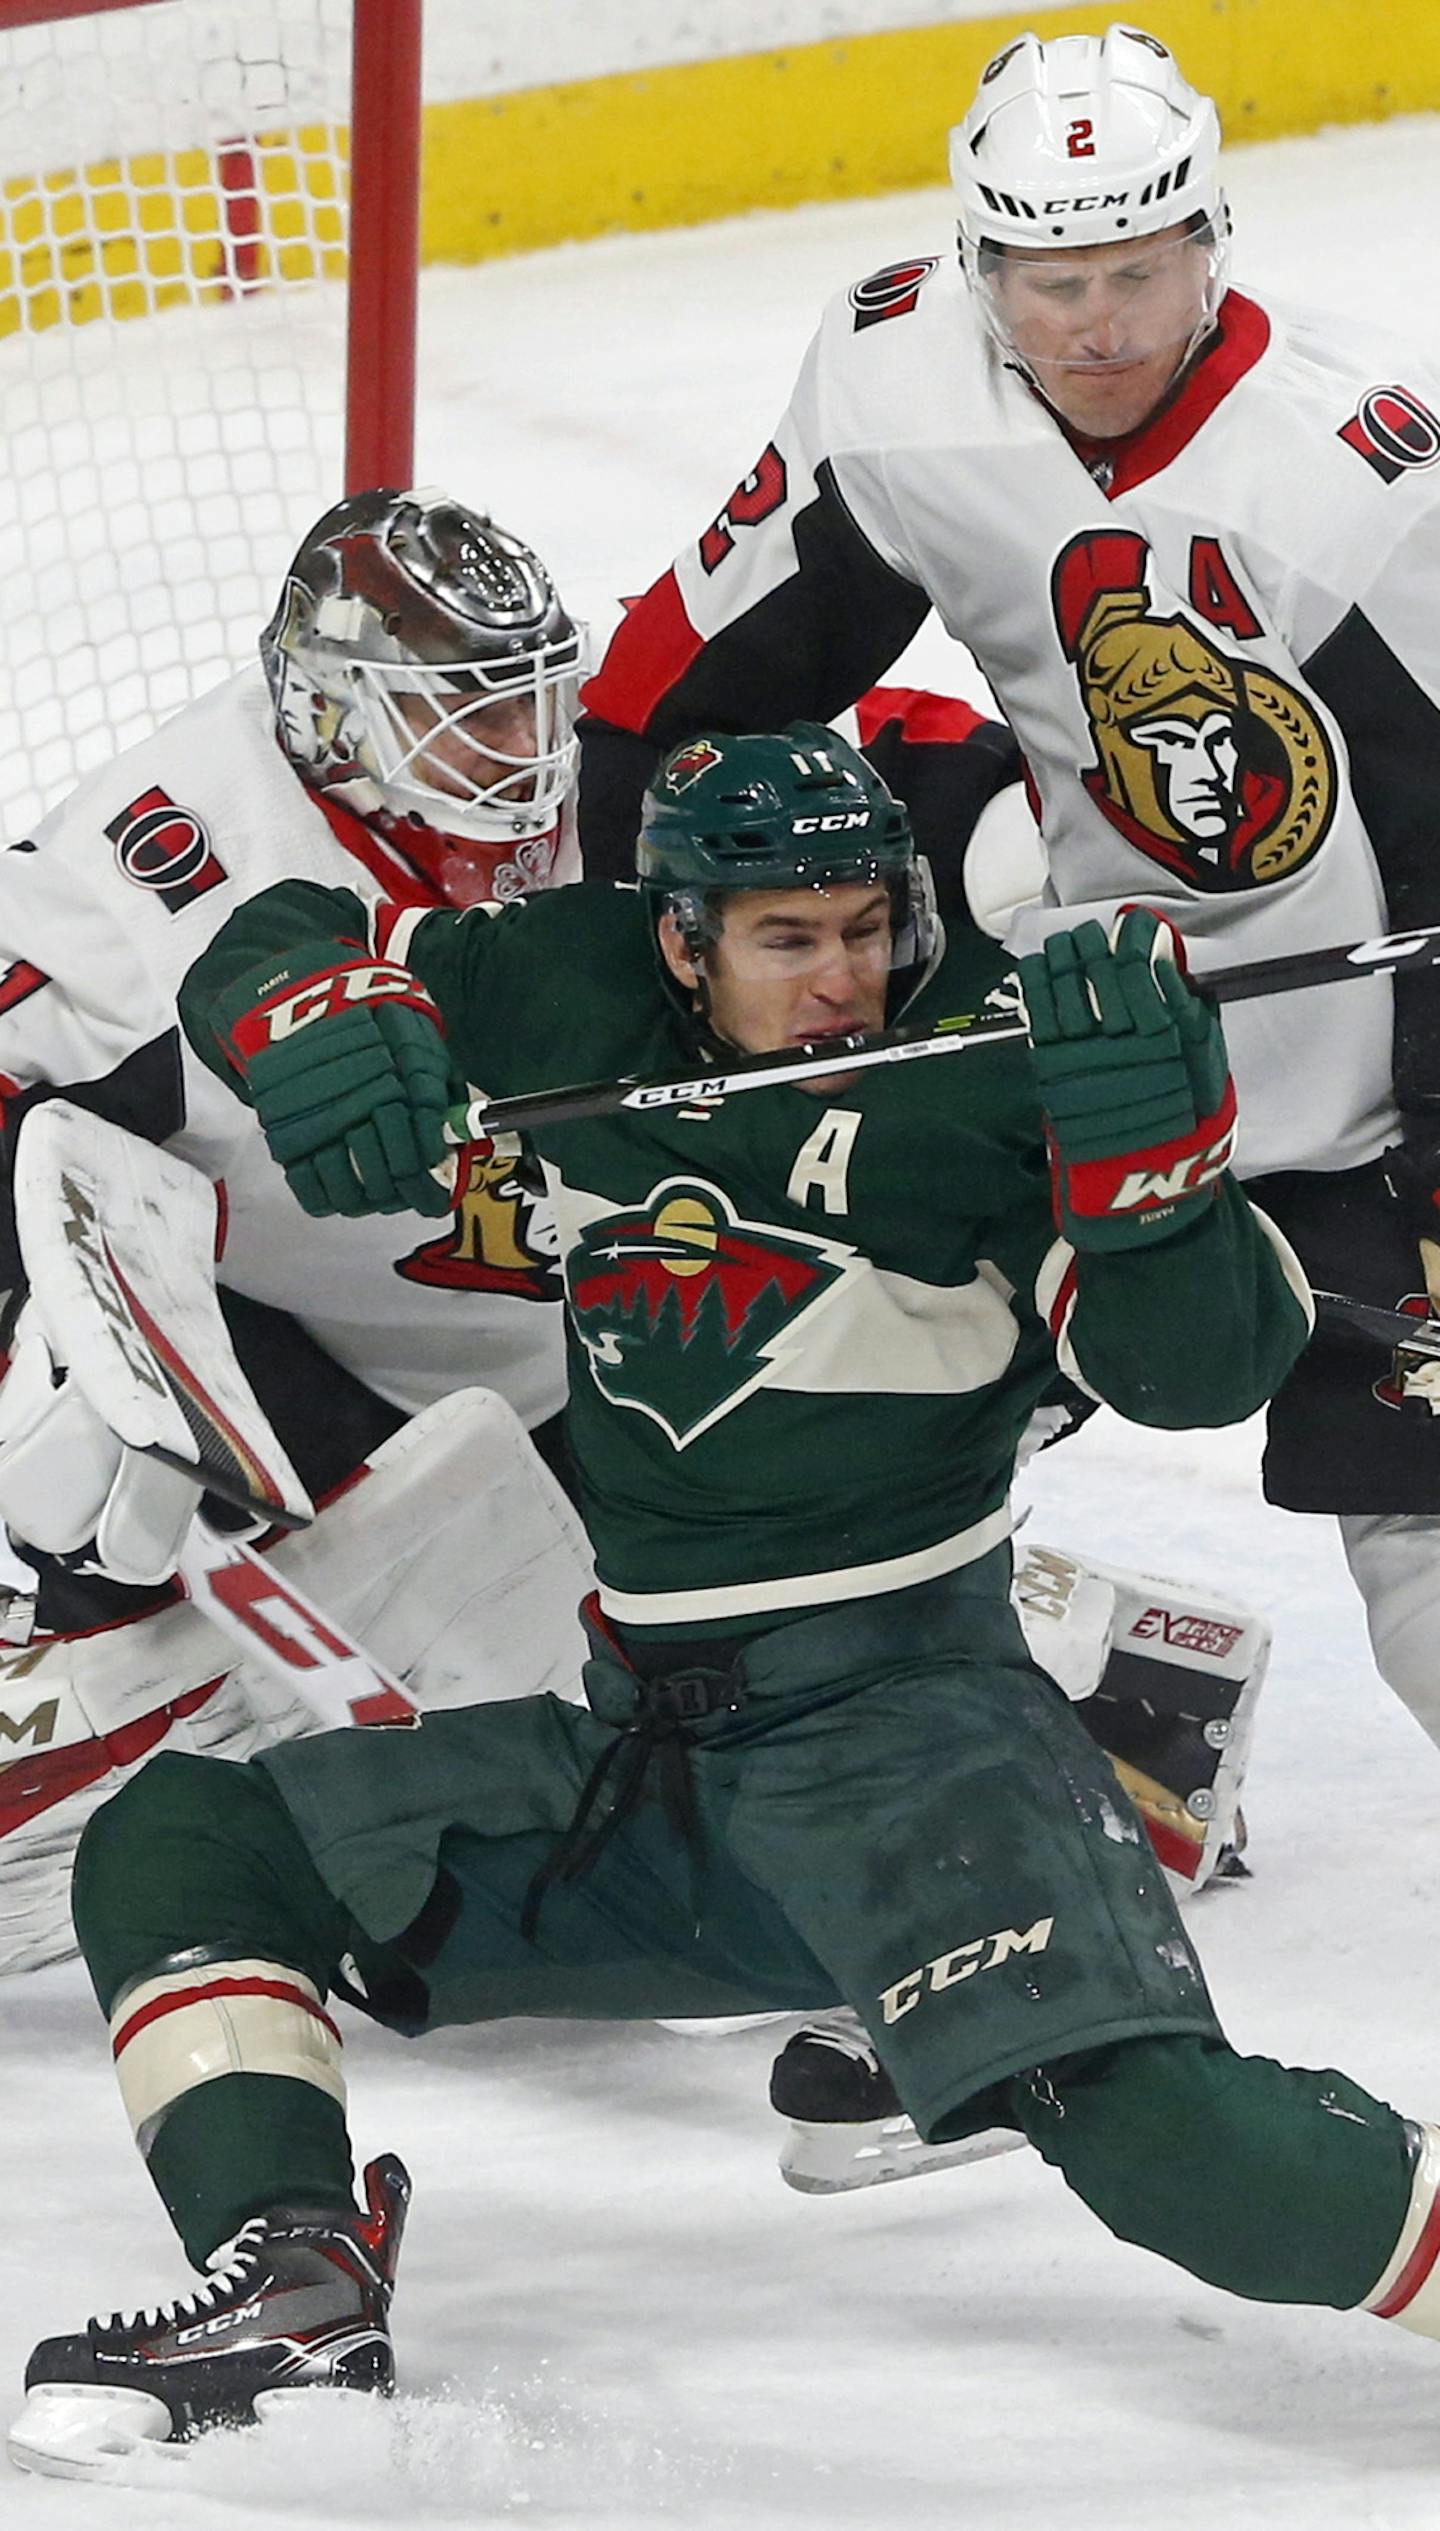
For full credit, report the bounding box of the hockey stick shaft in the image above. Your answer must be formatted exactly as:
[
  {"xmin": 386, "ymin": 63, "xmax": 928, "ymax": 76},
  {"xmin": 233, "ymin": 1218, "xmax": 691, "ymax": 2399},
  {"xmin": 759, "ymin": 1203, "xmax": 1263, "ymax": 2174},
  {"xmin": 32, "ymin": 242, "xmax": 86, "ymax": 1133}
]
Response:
[
  {"xmin": 1312, "ymin": 1289, "xmax": 1440, "ymax": 1360},
  {"xmin": 444, "ymin": 919, "xmax": 1440, "ymax": 1143},
  {"xmin": 178, "ymin": 1519, "xmax": 419, "ymax": 1730}
]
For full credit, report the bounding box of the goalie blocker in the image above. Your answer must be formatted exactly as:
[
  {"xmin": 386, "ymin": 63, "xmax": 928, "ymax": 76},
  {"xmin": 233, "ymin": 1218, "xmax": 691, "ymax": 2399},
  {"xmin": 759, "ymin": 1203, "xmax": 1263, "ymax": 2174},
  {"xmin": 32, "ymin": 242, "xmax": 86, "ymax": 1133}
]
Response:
[{"xmin": 772, "ymin": 1540, "xmax": 1269, "ymax": 2192}]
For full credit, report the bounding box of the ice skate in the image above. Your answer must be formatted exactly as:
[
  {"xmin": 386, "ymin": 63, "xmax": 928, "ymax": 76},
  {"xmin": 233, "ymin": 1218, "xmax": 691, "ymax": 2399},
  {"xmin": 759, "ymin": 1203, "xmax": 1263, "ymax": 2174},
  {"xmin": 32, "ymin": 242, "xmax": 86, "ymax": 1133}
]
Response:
[
  {"xmin": 8, "ymin": 2152, "xmax": 409, "ymax": 2479},
  {"xmin": 770, "ymin": 2009, "xmax": 1024, "ymax": 2194}
]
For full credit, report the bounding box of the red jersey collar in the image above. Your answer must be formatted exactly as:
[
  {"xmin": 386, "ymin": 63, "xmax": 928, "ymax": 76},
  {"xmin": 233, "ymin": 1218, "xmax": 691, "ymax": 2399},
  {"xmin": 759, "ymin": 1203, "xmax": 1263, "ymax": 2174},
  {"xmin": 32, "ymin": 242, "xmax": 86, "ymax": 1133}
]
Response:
[
  {"xmin": 1054, "ymin": 290, "xmax": 1272, "ymax": 499},
  {"xmin": 310, "ymin": 788, "xmax": 444, "ymax": 910}
]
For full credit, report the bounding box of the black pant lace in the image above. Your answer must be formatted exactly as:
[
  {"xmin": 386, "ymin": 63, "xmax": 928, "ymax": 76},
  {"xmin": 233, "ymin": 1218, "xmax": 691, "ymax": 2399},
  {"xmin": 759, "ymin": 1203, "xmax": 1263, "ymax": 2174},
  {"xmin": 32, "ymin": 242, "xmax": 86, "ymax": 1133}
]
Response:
[{"xmin": 520, "ymin": 1663, "xmax": 743, "ymax": 1942}]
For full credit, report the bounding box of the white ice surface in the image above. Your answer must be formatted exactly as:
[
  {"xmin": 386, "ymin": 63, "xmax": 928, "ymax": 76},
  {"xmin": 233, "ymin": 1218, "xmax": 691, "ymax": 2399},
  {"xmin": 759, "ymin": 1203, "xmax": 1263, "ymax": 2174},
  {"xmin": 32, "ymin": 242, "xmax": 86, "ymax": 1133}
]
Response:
[{"xmin": 8, "ymin": 112, "xmax": 1440, "ymax": 2530}]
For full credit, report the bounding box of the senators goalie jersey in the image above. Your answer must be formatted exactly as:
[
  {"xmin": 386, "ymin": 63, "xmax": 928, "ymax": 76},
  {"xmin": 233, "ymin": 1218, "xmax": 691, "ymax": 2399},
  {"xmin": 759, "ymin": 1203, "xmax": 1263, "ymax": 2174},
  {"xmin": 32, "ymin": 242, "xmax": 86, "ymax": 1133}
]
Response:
[
  {"xmin": 0, "ymin": 666, "xmax": 567, "ymax": 1427},
  {"xmin": 581, "ymin": 259, "xmax": 1440, "ymax": 1181}
]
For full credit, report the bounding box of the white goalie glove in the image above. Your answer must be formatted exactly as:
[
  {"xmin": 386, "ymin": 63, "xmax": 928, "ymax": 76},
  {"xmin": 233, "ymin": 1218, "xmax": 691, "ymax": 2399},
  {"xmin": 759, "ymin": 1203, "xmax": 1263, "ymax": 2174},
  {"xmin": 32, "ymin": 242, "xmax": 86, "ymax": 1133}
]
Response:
[
  {"xmin": 0, "ymin": 1099, "xmax": 313, "ymax": 1590},
  {"xmin": 0, "ymin": 1301, "xmax": 205, "ymax": 1590}
]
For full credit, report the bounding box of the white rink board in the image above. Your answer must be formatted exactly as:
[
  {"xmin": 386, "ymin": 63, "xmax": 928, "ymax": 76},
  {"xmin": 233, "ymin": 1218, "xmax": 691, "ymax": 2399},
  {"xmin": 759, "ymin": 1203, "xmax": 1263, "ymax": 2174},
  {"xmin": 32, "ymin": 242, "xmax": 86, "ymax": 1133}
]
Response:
[
  {"xmin": 418, "ymin": 0, "xmax": 1073, "ymax": 103},
  {"xmin": 6, "ymin": 114, "xmax": 1440, "ymax": 2531}
]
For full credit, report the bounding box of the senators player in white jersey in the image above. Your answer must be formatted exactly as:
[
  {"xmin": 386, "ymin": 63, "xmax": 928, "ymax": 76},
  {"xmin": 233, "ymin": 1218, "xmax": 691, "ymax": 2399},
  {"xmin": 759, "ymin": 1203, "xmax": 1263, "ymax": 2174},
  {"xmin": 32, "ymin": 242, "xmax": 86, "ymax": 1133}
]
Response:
[
  {"xmin": 0, "ymin": 488, "xmax": 591, "ymax": 1969},
  {"xmin": 578, "ymin": 25, "xmax": 1440, "ymax": 1759}
]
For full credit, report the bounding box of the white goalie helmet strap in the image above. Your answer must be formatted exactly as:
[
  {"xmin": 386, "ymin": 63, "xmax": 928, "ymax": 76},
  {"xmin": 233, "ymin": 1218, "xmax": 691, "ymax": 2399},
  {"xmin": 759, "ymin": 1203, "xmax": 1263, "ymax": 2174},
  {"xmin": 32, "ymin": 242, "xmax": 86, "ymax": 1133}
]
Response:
[{"xmin": 950, "ymin": 24, "xmax": 1227, "ymax": 256}]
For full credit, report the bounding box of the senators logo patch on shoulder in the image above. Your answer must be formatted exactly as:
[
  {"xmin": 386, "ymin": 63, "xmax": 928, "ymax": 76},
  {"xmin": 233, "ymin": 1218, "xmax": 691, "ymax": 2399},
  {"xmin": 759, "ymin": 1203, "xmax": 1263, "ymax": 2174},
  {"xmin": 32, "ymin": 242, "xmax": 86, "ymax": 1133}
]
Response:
[
  {"xmin": 106, "ymin": 787, "xmax": 227, "ymax": 913},
  {"xmin": 849, "ymin": 258, "xmax": 940, "ymax": 332},
  {"xmin": 568, "ymin": 1177, "xmax": 852, "ymax": 1447},
  {"xmin": 1051, "ymin": 528, "xmax": 1336, "ymax": 892},
  {"xmin": 1339, "ymin": 386, "xmax": 1440, "ymax": 484}
]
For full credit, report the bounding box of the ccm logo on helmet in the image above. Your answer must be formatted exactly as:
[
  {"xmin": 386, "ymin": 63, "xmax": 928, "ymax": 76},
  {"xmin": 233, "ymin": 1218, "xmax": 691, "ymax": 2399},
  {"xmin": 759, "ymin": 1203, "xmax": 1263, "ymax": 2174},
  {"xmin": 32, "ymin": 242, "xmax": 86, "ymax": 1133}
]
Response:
[
  {"xmin": 791, "ymin": 810, "xmax": 872, "ymax": 834},
  {"xmin": 879, "ymin": 1917, "xmax": 1055, "ymax": 2023}
]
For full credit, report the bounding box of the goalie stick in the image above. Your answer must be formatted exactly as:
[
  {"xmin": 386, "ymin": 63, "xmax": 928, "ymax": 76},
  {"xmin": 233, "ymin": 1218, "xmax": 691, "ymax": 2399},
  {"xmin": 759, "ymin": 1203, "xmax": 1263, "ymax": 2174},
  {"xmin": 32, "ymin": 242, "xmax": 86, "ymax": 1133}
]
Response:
[
  {"xmin": 176, "ymin": 1523, "xmax": 418, "ymax": 1731},
  {"xmin": 442, "ymin": 916, "xmax": 1440, "ymax": 1143}
]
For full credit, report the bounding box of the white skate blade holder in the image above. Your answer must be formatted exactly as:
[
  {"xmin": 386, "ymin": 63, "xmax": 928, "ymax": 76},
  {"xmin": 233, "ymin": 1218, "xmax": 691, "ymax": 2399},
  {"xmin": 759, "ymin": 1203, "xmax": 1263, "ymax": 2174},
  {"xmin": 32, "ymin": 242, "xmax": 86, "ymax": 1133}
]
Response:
[
  {"xmin": 780, "ymin": 2115, "xmax": 1025, "ymax": 2195},
  {"xmin": 7, "ymin": 2379, "xmax": 377, "ymax": 2482},
  {"xmin": 7, "ymin": 2382, "xmax": 179, "ymax": 2481}
]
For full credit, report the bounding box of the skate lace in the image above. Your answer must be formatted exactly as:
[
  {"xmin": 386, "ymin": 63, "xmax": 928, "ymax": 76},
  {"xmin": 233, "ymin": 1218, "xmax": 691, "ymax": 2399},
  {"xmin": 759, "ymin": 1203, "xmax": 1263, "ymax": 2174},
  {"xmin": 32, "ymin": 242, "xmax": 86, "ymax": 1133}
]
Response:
[{"xmin": 109, "ymin": 2217, "xmax": 269, "ymax": 2335}]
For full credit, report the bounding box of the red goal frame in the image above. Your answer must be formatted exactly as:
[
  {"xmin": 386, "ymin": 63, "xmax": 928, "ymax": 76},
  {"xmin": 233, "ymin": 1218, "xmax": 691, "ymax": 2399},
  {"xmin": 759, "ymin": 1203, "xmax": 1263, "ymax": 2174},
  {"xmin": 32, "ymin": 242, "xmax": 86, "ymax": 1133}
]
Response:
[{"xmin": 0, "ymin": 0, "xmax": 422, "ymax": 492}]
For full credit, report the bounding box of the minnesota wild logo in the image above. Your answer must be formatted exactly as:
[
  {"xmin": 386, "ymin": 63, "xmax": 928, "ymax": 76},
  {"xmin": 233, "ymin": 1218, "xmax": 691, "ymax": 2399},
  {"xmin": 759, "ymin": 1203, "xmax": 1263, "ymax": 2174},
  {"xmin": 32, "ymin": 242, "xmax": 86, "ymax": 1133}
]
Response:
[{"xmin": 568, "ymin": 1176, "xmax": 852, "ymax": 1446}]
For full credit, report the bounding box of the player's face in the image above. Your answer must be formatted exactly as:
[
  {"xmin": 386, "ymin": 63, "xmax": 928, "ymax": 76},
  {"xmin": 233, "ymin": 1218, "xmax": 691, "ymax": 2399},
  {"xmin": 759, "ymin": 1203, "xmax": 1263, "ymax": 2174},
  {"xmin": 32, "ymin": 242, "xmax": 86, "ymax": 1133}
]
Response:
[
  {"xmin": 395, "ymin": 688, "xmax": 539, "ymax": 806},
  {"xmin": 661, "ymin": 882, "xmax": 893, "ymax": 1083},
  {"xmin": 991, "ymin": 223, "xmax": 1212, "ymax": 438}
]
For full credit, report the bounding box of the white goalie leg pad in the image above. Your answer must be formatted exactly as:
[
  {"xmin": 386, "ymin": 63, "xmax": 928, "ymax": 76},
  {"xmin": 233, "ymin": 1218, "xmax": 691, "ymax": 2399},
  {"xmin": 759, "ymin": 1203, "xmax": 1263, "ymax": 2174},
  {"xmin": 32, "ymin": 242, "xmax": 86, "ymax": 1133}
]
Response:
[
  {"xmin": 259, "ymin": 1386, "xmax": 591, "ymax": 1711},
  {"xmin": 1363, "ymin": 2121, "xmax": 1440, "ymax": 2335},
  {"xmin": 0, "ymin": 1390, "xmax": 590, "ymax": 1974},
  {"xmin": 110, "ymin": 1956, "xmax": 345, "ymax": 2158},
  {"xmin": 0, "ymin": 1594, "xmax": 300, "ymax": 1975},
  {"xmin": 1014, "ymin": 1542, "xmax": 1271, "ymax": 1896},
  {"xmin": 1338, "ymin": 1513, "xmax": 1440, "ymax": 1748},
  {"xmin": 1011, "ymin": 1541, "xmax": 1117, "ymax": 1701}
]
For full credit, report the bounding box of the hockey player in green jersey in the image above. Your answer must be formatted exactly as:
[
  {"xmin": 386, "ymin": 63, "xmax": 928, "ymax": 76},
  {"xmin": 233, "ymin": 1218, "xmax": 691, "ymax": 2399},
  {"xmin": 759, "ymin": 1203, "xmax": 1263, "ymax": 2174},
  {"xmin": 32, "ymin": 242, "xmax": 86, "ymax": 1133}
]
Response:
[{"xmin": 12, "ymin": 728, "xmax": 1440, "ymax": 2473}]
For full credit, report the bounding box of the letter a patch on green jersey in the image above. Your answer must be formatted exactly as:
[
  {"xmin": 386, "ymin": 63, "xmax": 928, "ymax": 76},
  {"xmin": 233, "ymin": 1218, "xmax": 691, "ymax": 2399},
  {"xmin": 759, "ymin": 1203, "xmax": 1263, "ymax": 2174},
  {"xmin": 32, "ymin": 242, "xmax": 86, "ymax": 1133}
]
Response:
[{"xmin": 567, "ymin": 1176, "xmax": 852, "ymax": 1447}]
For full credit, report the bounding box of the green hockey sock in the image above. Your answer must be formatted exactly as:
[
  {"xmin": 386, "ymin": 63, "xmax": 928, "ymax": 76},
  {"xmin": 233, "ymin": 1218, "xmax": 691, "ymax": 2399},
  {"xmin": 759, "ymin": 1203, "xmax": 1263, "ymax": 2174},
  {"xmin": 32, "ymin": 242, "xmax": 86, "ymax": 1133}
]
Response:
[
  {"xmin": 147, "ymin": 2076, "xmax": 356, "ymax": 2270},
  {"xmin": 1008, "ymin": 2031, "xmax": 1413, "ymax": 2308}
]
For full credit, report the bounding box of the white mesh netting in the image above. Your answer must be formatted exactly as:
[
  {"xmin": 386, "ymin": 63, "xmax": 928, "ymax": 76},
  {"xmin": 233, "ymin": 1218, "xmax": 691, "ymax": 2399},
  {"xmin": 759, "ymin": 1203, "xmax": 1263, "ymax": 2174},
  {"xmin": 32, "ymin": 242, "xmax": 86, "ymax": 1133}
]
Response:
[{"xmin": 0, "ymin": 0, "xmax": 355, "ymax": 836}]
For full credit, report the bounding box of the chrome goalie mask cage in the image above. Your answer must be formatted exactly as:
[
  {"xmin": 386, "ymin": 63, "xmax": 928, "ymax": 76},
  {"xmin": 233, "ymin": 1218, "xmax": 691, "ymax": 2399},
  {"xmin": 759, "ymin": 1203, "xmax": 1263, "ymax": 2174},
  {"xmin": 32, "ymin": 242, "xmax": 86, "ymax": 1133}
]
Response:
[
  {"xmin": 261, "ymin": 487, "xmax": 585, "ymax": 875},
  {"xmin": 950, "ymin": 25, "xmax": 1230, "ymax": 393}
]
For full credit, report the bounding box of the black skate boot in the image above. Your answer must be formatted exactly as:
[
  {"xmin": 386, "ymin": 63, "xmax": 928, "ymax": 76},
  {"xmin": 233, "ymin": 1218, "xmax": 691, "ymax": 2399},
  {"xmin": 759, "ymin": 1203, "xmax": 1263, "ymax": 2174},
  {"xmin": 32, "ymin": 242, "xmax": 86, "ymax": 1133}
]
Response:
[
  {"xmin": 770, "ymin": 2010, "xmax": 1022, "ymax": 2194},
  {"xmin": 9, "ymin": 2152, "xmax": 409, "ymax": 2479}
]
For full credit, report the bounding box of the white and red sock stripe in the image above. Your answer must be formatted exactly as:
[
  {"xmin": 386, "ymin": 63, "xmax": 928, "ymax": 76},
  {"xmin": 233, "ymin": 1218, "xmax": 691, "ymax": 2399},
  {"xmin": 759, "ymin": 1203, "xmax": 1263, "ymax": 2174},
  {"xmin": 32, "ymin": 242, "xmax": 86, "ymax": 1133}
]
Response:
[
  {"xmin": 1364, "ymin": 2120, "xmax": 1440, "ymax": 2333},
  {"xmin": 110, "ymin": 1954, "xmax": 344, "ymax": 2158}
]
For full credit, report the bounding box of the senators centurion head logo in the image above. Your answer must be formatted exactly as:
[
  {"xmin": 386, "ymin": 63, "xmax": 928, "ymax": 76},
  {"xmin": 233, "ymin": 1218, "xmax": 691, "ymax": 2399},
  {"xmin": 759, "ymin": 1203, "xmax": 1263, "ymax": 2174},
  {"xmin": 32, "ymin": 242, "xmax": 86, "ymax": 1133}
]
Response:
[
  {"xmin": 1052, "ymin": 530, "xmax": 1337, "ymax": 892},
  {"xmin": 567, "ymin": 1177, "xmax": 851, "ymax": 1447}
]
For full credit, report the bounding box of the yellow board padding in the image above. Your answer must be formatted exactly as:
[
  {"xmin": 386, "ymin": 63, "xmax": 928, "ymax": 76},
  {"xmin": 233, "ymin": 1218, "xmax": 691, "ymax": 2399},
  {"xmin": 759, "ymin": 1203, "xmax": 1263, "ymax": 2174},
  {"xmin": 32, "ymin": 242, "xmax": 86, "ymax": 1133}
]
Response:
[
  {"xmin": 0, "ymin": 126, "xmax": 347, "ymax": 338},
  {"xmin": 419, "ymin": 1, "xmax": 1440, "ymax": 265},
  {"xmin": 2, "ymin": 4, "xmax": 1435, "ymax": 329}
]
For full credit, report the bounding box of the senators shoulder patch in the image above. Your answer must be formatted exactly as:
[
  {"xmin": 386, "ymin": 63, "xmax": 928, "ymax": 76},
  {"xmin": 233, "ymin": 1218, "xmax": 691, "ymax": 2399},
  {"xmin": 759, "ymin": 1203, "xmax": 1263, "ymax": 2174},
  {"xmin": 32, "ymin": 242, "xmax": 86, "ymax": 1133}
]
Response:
[
  {"xmin": 1338, "ymin": 386, "xmax": 1440, "ymax": 484},
  {"xmin": 106, "ymin": 786, "xmax": 227, "ymax": 913},
  {"xmin": 849, "ymin": 259, "xmax": 939, "ymax": 333}
]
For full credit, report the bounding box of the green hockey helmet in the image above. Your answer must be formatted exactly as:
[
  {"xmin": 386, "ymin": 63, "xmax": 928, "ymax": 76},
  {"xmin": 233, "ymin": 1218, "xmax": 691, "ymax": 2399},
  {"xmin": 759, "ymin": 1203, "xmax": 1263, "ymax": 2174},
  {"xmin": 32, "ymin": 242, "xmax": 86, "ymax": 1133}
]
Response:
[{"xmin": 637, "ymin": 723, "xmax": 940, "ymax": 1017}]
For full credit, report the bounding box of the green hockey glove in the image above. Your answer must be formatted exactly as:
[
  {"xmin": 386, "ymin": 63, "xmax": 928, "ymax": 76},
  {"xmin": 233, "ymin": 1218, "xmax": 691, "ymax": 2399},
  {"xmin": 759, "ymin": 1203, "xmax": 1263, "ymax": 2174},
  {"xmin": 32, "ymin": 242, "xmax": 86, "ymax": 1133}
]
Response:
[
  {"xmin": 1018, "ymin": 907, "xmax": 1236, "ymax": 1253},
  {"xmin": 208, "ymin": 946, "xmax": 457, "ymax": 1219}
]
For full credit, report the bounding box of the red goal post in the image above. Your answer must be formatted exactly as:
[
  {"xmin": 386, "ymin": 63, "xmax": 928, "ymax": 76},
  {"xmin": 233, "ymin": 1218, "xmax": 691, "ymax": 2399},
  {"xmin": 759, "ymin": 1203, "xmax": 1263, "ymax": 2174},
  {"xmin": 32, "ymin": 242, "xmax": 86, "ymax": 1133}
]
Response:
[{"xmin": 0, "ymin": 0, "xmax": 423, "ymax": 834}]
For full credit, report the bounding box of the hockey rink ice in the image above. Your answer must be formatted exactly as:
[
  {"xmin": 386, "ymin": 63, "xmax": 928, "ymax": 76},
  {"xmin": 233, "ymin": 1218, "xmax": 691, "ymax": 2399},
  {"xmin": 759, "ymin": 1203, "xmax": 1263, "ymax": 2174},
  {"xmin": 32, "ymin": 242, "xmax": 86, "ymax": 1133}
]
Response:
[{"xmin": 7, "ymin": 110, "xmax": 1440, "ymax": 2531}]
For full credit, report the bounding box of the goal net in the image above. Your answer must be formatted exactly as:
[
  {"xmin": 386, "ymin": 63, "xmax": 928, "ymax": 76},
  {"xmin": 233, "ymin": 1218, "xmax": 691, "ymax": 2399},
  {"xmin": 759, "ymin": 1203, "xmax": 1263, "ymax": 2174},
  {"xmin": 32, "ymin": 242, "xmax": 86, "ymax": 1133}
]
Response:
[{"xmin": 0, "ymin": 0, "xmax": 417, "ymax": 837}]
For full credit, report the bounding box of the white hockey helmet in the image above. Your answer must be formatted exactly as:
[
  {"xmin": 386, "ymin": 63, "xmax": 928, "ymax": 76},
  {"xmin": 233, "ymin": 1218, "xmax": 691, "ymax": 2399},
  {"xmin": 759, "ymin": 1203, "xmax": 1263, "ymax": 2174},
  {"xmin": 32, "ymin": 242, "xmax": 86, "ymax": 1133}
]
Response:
[
  {"xmin": 951, "ymin": 25, "xmax": 1227, "ymax": 256},
  {"xmin": 261, "ymin": 487, "xmax": 585, "ymax": 903}
]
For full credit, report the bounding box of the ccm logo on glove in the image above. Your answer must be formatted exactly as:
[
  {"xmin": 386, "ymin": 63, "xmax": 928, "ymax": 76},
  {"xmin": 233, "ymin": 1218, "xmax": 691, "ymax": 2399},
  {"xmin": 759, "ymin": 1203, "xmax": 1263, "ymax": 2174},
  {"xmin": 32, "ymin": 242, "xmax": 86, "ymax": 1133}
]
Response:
[
  {"xmin": 229, "ymin": 961, "xmax": 440, "ymax": 1061},
  {"xmin": 1064, "ymin": 1084, "xmax": 1238, "ymax": 1219}
]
